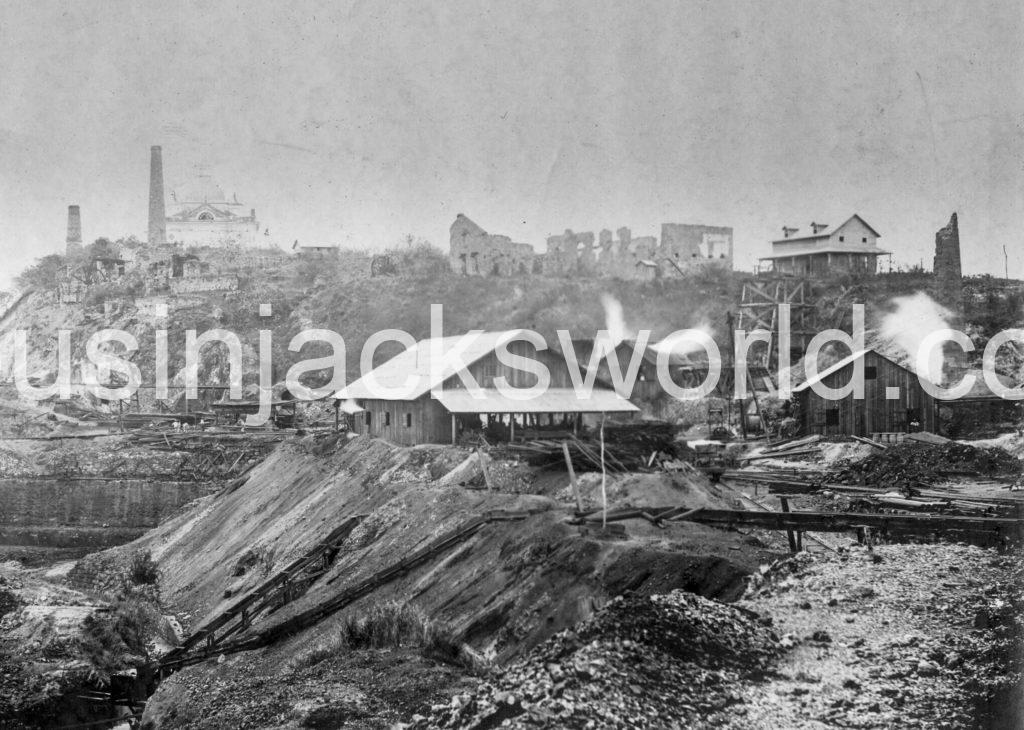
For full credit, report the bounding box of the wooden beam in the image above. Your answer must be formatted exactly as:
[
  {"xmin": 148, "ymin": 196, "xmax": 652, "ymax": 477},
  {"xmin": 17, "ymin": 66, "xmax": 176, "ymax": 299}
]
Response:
[{"xmin": 562, "ymin": 441, "xmax": 583, "ymax": 512}]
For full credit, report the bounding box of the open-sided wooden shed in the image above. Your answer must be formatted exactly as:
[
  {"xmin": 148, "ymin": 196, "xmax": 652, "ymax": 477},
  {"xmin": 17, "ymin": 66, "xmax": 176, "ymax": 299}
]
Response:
[{"xmin": 335, "ymin": 330, "xmax": 638, "ymax": 445}]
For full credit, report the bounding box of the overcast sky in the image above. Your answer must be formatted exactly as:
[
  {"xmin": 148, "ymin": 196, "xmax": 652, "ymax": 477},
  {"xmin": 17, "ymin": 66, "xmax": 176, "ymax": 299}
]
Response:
[{"xmin": 1, "ymin": 0, "xmax": 1021, "ymax": 290}]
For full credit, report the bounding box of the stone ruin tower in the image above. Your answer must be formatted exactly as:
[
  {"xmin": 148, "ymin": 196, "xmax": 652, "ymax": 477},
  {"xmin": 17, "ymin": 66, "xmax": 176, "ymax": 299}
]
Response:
[
  {"xmin": 148, "ymin": 145, "xmax": 167, "ymax": 245},
  {"xmin": 932, "ymin": 212, "xmax": 962, "ymax": 314},
  {"xmin": 65, "ymin": 204, "xmax": 83, "ymax": 255}
]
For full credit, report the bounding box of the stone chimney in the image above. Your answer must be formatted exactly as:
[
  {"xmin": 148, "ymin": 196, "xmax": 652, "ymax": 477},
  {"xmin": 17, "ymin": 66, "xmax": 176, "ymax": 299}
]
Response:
[
  {"xmin": 65, "ymin": 205, "xmax": 83, "ymax": 255},
  {"xmin": 933, "ymin": 212, "xmax": 962, "ymax": 313},
  {"xmin": 148, "ymin": 145, "xmax": 167, "ymax": 245}
]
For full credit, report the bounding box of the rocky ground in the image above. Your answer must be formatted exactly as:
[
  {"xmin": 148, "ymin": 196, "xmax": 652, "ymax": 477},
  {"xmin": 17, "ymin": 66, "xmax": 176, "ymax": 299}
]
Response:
[
  {"xmin": 713, "ymin": 543, "xmax": 1022, "ymax": 729},
  {"xmin": 403, "ymin": 542, "xmax": 1021, "ymax": 730},
  {"xmin": 141, "ymin": 644, "xmax": 477, "ymax": 729},
  {"xmin": 407, "ymin": 590, "xmax": 781, "ymax": 729}
]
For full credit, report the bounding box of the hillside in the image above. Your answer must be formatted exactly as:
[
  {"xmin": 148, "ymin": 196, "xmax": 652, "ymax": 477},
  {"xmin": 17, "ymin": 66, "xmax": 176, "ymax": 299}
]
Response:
[
  {"xmin": 57, "ymin": 433, "xmax": 767, "ymax": 727},
  {"xmin": 4, "ymin": 245, "xmax": 1022, "ymax": 418}
]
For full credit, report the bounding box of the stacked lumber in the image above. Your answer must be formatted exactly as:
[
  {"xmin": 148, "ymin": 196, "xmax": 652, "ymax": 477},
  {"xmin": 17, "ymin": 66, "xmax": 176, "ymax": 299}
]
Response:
[
  {"xmin": 721, "ymin": 469, "xmax": 1024, "ymax": 517},
  {"xmin": 741, "ymin": 435, "xmax": 823, "ymax": 462},
  {"xmin": 125, "ymin": 428, "xmax": 288, "ymax": 451},
  {"xmin": 509, "ymin": 422, "xmax": 677, "ymax": 473}
]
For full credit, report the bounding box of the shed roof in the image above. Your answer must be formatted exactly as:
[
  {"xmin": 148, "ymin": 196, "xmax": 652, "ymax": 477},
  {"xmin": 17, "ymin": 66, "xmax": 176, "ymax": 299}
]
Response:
[
  {"xmin": 760, "ymin": 245, "xmax": 890, "ymax": 261},
  {"xmin": 957, "ymin": 369, "xmax": 1021, "ymax": 400},
  {"xmin": 792, "ymin": 348, "xmax": 933, "ymax": 394},
  {"xmin": 335, "ymin": 330, "xmax": 532, "ymax": 400}
]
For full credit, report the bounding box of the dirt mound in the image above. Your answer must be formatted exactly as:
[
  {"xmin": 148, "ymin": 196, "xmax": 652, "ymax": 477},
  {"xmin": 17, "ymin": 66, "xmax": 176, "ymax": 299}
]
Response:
[
  {"xmin": 130, "ymin": 435, "xmax": 776, "ymax": 728},
  {"xmin": 410, "ymin": 590, "xmax": 779, "ymax": 729},
  {"xmin": 829, "ymin": 440, "xmax": 1022, "ymax": 489}
]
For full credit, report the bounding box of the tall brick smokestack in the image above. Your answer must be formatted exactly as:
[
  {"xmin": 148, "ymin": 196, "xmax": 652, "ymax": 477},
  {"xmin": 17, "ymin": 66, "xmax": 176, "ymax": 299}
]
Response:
[
  {"xmin": 65, "ymin": 205, "xmax": 82, "ymax": 255},
  {"xmin": 148, "ymin": 145, "xmax": 167, "ymax": 245},
  {"xmin": 932, "ymin": 212, "xmax": 962, "ymax": 314}
]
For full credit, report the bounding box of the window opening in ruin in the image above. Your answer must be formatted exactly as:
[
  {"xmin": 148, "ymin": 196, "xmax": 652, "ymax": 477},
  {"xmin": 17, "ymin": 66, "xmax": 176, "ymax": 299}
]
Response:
[
  {"xmin": 405, "ymin": 413, "xmax": 412, "ymax": 427},
  {"xmin": 459, "ymin": 254, "xmax": 467, "ymax": 274},
  {"xmin": 839, "ymin": 236, "xmax": 845, "ymax": 242},
  {"xmin": 825, "ymin": 408, "xmax": 840, "ymax": 426},
  {"xmin": 384, "ymin": 412, "xmax": 391, "ymax": 426},
  {"xmin": 862, "ymin": 237, "xmax": 867, "ymax": 243},
  {"xmin": 365, "ymin": 412, "xmax": 372, "ymax": 426},
  {"xmin": 865, "ymin": 366, "xmax": 877, "ymax": 380}
]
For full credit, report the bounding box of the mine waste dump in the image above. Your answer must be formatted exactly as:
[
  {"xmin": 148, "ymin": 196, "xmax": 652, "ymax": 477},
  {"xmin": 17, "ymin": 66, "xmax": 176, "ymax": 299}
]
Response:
[{"xmin": 0, "ymin": 428, "xmax": 1021, "ymax": 729}]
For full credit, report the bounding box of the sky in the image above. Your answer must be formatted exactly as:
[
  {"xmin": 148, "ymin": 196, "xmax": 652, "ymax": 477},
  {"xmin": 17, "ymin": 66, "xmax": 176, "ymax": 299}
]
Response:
[{"xmin": 1, "ymin": 0, "xmax": 1022, "ymax": 291}]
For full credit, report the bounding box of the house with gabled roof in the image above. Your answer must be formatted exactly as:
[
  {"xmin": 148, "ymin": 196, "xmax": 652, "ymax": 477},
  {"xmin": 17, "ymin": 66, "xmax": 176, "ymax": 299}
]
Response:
[
  {"xmin": 760, "ymin": 215, "xmax": 891, "ymax": 276},
  {"xmin": 334, "ymin": 330, "xmax": 637, "ymax": 445}
]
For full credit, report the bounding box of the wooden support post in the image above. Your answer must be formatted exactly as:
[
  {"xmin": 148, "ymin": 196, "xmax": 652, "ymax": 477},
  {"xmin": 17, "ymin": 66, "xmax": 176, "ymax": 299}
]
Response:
[
  {"xmin": 477, "ymin": 448, "xmax": 495, "ymax": 491},
  {"xmin": 562, "ymin": 441, "xmax": 583, "ymax": 512},
  {"xmin": 451, "ymin": 414, "xmax": 457, "ymax": 445},
  {"xmin": 779, "ymin": 496, "xmax": 798, "ymax": 552}
]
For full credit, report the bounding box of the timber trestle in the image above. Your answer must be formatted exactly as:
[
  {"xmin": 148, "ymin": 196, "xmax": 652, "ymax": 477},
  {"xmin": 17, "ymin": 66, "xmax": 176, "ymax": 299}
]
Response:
[{"xmin": 157, "ymin": 509, "xmax": 534, "ymax": 674}]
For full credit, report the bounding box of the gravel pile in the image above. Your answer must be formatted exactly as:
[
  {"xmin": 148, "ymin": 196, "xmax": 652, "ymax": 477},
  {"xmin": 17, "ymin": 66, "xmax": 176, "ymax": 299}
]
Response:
[
  {"xmin": 408, "ymin": 590, "xmax": 780, "ymax": 729},
  {"xmin": 829, "ymin": 440, "xmax": 1021, "ymax": 489},
  {"xmin": 714, "ymin": 544, "xmax": 1024, "ymax": 729}
]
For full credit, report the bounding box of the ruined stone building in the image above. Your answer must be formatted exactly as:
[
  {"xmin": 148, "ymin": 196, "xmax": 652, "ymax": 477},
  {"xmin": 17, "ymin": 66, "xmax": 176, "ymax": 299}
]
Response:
[
  {"xmin": 147, "ymin": 145, "xmax": 260, "ymax": 249},
  {"xmin": 450, "ymin": 215, "xmax": 733, "ymax": 279},
  {"xmin": 760, "ymin": 214, "xmax": 889, "ymax": 275},
  {"xmin": 164, "ymin": 173, "xmax": 260, "ymax": 248},
  {"xmin": 932, "ymin": 213, "xmax": 963, "ymax": 312},
  {"xmin": 449, "ymin": 214, "xmax": 536, "ymax": 276}
]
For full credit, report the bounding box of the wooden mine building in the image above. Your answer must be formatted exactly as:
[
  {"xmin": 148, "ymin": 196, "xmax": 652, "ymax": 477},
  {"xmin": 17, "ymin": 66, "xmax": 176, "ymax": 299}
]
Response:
[
  {"xmin": 792, "ymin": 348, "xmax": 937, "ymax": 436},
  {"xmin": 335, "ymin": 330, "xmax": 637, "ymax": 445}
]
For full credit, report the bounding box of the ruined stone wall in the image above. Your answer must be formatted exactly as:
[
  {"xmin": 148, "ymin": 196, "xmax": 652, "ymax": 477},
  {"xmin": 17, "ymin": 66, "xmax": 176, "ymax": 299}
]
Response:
[
  {"xmin": 933, "ymin": 213, "xmax": 963, "ymax": 312},
  {"xmin": 169, "ymin": 274, "xmax": 239, "ymax": 294},
  {"xmin": 659, "ymin": 223, "xmax": 733, "ymax": 275},
  {"xmin": 451, "ymin": 214, "xmax": 733, "ymax": 279},
  {"xmin": 450, "ymin": 214, "xmax": 535, "ymax": 276}
]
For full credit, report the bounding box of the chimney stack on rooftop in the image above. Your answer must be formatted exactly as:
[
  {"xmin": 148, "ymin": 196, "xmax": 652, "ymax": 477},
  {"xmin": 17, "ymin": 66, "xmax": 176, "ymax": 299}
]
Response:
[
  {"xmin": 782, "ymin": 226, "xmax": 799, "ymax": 238},
  {"xmin": 65, "ymin": 205, "xmax": 83, "ymax": 255},
  {"xmin": 148, "ymin": 145, "xmax": 167, "ymax": 246}
]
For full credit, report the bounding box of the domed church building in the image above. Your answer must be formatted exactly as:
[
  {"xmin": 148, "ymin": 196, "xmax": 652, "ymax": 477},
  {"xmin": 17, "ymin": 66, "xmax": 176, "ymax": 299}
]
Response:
[{"xmin": 164, "ymin": 170, "xmax": 260, "ymax": 248}]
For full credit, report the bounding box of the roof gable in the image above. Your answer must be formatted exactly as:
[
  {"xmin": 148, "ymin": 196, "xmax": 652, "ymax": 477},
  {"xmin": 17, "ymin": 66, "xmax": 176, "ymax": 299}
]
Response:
[
  {"xmin": 771, "ymin": 214, "xmax": 880, "ymax": 244},
  {"xmin": 792, "ymin": 347, "xmax": 928, "ymax": 393},
  {"xmin": 833, "ymin": 214, "xmax": 881, "ymax": 239},
  {"xmin": 336, "ymin": 330, "xmax": 531, "ymax": 400}
]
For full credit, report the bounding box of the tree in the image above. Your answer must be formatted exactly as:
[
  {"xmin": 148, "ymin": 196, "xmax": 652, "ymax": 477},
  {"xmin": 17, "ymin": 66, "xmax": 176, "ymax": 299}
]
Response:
[
  {"xmin": 86, "ymin": 237, "xmax": 119, "ymax": 260},
  {"xmin": 15, "ymin": 253, "xmax": 66, "ymax": 291}
]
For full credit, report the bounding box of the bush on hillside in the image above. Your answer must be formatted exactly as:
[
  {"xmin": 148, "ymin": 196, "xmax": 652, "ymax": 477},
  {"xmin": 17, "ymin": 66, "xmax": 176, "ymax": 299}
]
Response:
[
  {"xmin": 78, "ymin": 598, "xmax": 164, "ymax": 684},
  {"xmin": 287, "ymin": 601, "xmax": 464, "ymax": 672}
]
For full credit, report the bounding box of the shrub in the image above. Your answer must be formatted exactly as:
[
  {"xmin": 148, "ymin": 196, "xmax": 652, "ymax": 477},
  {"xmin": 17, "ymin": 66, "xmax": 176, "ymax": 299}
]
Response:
[
  {"xmin": 287, "ymin": 601, "xmax": 466, "ymax": 671},
  {"xmin": 0, "ymin": 585, "xmax": 22, "ymax": 617},
  {"xmin": 78, "ymin": 598, "xmax": 163, "ymax": 684},
  {"xmin": 128, "ymin": 550, "xmax": 159, "ymax": 586}
]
